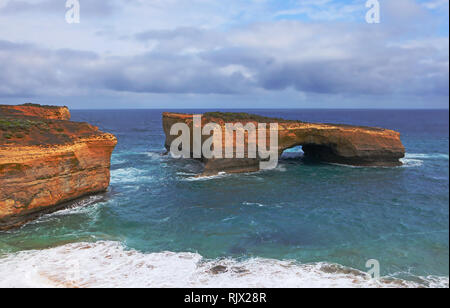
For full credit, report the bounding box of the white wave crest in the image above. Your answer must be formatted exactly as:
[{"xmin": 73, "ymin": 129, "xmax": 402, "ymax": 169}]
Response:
[
  {"xmin": 405, "ymin": 153, "xmax": 449, "ymax": 160},
  {"xmin": 400, "ymin": 153, "xmax": 449, "ymax": 168},
  {"xmin": 110, "ymin": 167, "xmax": 153, "ymax": 184},
  {"xmin": 400, "ymin": 158, "xmax": 424, "ymax": 168},
  {"xmin": 146, "ymin": 152, "xmax": 166, "ymax": 160},
  {"xmin": 243, "ymin": 202, "xmax": 265, "ymax": 207},
  {"xmin": 0, "ymin": 241, "xmax": 447, "ymax": 288},
  {"xmin": 183, "ymin": 172, "xmax": 229, "ymax": 181}
]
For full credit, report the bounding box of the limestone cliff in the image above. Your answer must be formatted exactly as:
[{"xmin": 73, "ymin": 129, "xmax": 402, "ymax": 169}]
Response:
[
  {"xmin": 0, "ymin": 103, "xmax": 71, "ymax": 120},
  {"xmin": 162, "ymin": 112, "xmax": 405, "ymax": 175},
  {"xmin": 0, "ymin": 104, "xmax": 117, "ymax": 230}
]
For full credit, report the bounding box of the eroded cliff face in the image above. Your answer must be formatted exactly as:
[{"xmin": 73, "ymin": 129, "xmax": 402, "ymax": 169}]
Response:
[
  {"xmin": 0, "ymin": 104, "xmax": 117, "ymax": 230},
  {"xmin": 0, "ymin": 104, "xmax": 71, "ymax": 120},
  {"xmin": 162, "ymin": 112, "xmax": 405, "ymax": 175}
]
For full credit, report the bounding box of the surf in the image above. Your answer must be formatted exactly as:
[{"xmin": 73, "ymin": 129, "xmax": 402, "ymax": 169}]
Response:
[{"xmin": 0, "ymin": 241, "xmax": 447, "ymax": 288}]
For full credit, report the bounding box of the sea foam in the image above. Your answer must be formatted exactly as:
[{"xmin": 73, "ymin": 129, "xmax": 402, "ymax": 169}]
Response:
[
  {"xmin": 0, "ymin": 241, "xmax": 447, "ymax": 288},
  {"xmin": 405, "ymin": 153, "xmax": 449, "ymax": 160},
  {"xmin": 110, "ymin": 167, "xmax": 153, "ymax": 184},
  {"xmin": 400, "ymin": 153, "xmax": 449, "ymax": 168}
]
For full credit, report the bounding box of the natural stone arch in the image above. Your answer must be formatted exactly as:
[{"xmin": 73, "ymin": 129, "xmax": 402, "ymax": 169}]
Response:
[{"xmin": 162, "ymin": 112, "xmax": 405, "ymax": 175}]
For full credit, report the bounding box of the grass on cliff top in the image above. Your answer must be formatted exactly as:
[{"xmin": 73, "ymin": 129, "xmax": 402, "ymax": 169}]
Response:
[
  {"xmin": 0, "ymin": 117, "xmax": 74, "ymax": 144},
  {"xmin": 20, "ymin": 103, "xmax": 67, "ymax": 109},
  {"xmin": 0, "ymin": 118, "xmax": 50, "ymax": 137},
  {"xmin": 203, "ymin": 112, "xmax": 299, "ymax": 123},
  {"xmin": 203, "ymin": 112, "xmax": 386, "ymax": 131}
]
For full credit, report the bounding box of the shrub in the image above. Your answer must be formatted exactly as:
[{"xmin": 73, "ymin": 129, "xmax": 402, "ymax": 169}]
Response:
[{"xmin": 203, "ymin": 112, "xmax": 296, "ymax": 123}]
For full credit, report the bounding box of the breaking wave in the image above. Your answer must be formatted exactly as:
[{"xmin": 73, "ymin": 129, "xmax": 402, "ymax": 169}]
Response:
[
  {"xmin": 0, "ymin": 241, "xmax": 447, "ymax": 288},
  {"xmin": 183, "ymin": 172, "xmax": 229, "ymax": 181},
  {"xmin": 400, "ymin": 153, "xmax": 448, "ymax": 168},
  {"xmin": 110, "ymin": 167, "xmax": 153, "ymax": 184},
  {"xmin": 400, "ymin": 158, "xmax": 424, "ymax": 168},
  {"xmin": 405, "ymin": 153, "xmax": 449, "ymax": 160}
]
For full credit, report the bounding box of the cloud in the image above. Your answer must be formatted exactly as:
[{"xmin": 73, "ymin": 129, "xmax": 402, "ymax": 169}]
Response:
[
  {"xmin": 0, "ymin": 38, "xmax": 256, "ymax": 97},
  {"xmin": 0, "ymin": 0, "xmax": 117, "ymax": 17},
  {"xmin": 422, "ymin": 0, "xmax": 449, "ymax": 10},
  {"xmin": 0, "ymin": 0, "xmax": 448, "ymax": 107},
  {"xmin": 274, "ymin": 0, "xmax": 364, "ymax": 21},
  {"xmin": 1, "ymin": 17, "xmax": 448, "ymax": 99}
]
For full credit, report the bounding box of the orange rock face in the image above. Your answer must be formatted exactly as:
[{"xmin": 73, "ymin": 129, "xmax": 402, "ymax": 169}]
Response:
[
  {"xmin": 0, "ymin": 104, "xmax": 117, "ymax": 230},
  {"xmin": 162, "ymin": 112, "xmax": 405, "ymax": 175},
  {"xmin": 0, "ymin": 103, "xmax": 71, "ymax": 120}
]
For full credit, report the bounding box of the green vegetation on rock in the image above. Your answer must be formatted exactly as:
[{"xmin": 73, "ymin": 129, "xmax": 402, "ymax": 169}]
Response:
[
  {"xmin": 0, "ymin": 118, "xmax": 49, "ymax": 132},
  {"xmin": 0, "ymin": 118, "xmax": 54, "ymax": 141},
  {"xmin": 20, "ymin": 103, "xmax": 66, "ymax": 109},
  {"xmin": 203, "ymin": 112, "xmax": 298, "ymax": 123}
]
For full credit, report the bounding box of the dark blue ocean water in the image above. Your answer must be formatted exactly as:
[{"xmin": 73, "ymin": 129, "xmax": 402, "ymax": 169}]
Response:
[{"xmin": 0, "ymin": 109, "xmax": 448, "ymax": 287}]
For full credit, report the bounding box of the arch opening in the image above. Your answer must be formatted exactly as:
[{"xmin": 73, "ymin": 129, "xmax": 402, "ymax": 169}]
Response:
[
  {"xmin": 280, "ymin": 145, "xmax": 304, "ymax": 160},
  {"xmin": 280, "ymin": 143, "xmax": 340, "ymax": 164},
  {"xmin": 301, "ymin": 144, "xmax": 339, "ymax": 163}
]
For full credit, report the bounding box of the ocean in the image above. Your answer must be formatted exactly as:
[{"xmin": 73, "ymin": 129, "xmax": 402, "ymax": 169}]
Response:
[{"xmin": 0, "ymin": 109, "xmax": 448, "ymax": 288}]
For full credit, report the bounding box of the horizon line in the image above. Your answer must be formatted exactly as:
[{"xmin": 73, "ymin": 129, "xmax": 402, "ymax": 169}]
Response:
[{"xmin": 69, "ymin": 107, "xmax": 450, "ymax": 111}]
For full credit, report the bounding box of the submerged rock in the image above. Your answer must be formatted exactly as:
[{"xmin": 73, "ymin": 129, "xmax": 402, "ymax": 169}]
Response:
[{"xmin": 209, "ymin": 265, "xmax": 228, "ymax": 274}]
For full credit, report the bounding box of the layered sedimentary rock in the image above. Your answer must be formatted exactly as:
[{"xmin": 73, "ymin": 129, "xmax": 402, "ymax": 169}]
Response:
[
  {"xmin": 0, "ymin": 104, "xmax": 117, "ymax": 230},
  {"xmin": 162, "ymin": 112, "xmax": 405, "ymax": 175},
  {"xmin": 0, "ymin": 103, "xmax": 71, "ymax": 121}
]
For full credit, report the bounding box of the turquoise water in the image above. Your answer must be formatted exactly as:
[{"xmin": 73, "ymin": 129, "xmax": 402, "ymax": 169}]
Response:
[{"xmin": 0, "ymin": 109, "xmax": 448, "ymax": 287}]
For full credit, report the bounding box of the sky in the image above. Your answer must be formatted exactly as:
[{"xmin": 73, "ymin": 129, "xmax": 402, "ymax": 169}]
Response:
[{"xmin": 0, "ymin": 0, "xmax": 448, "ymax": 109}]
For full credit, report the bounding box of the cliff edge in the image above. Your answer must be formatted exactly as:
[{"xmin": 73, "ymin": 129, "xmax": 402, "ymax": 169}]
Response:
[
  {"xmin": 0, "ymin": 104, "xmax": 117, "ymax": 230},
  {"xmin": 0, "ymin": 103, "xmax": 71, "ymax": 120},
  {"xmin": 162, "ymin": 112, "xmax": 405, "ymax": 175}
]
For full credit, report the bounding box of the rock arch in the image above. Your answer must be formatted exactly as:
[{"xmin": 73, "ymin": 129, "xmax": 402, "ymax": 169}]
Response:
[{"xmin": 162, "ymin": 112, "xmax": 405, "ymax": 175}]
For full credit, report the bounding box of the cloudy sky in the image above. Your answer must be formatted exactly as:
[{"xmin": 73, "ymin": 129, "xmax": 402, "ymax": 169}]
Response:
[{"xmin": 0, "ymin": 0, "xmax": 448, "ymax": 109}]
